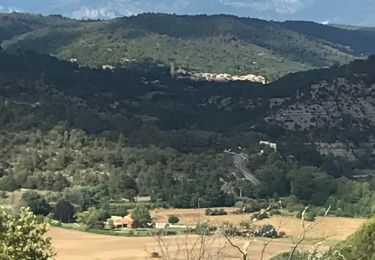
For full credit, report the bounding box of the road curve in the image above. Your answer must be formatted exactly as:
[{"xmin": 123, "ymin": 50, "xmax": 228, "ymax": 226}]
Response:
[{"xmin": 224, "ymin": 151, "xmax": 260, "ymax": 186}]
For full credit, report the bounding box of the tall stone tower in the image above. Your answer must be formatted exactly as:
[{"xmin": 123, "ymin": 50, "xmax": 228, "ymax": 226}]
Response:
[{"xmin": 170, "ymin": 62, "xmax": 175, "ymax": 78}]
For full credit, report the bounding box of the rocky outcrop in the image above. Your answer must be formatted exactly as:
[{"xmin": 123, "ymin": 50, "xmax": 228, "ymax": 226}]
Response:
[{"xmin": 266, "ymin": 78, "xmax": 375, "ymax": 130}]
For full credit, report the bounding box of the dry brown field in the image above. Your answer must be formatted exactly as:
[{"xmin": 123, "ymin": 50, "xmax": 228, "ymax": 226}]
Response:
[
  {"xmin": 50, "ymin": 207, "xmax": 366, "ymax": 260},
  {"xmin": 151, "ymin": 207, "xmax": 365, "ymax": 240}
]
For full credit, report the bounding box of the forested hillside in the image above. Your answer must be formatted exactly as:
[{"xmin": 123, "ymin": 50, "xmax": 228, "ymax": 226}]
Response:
[
  {"xmin": 279, "ymin": 21, "xmax": 375, "ymax": 55},
  {"xmin": 1, "ymin": 47, "xmax": 375, "ymax": 214},
  {"xmin": 2, "ymin": 13, "xmax": 375, "ymax": 80}
]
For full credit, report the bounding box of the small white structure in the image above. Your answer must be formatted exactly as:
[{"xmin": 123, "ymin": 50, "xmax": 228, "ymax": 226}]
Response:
[
  {"xmin": 102, "ymin": 64, "xmax": 115, "ymax": 70},
  {"xmin": 259, "ymin": 140, "xmax": 277, "ymax": 151},
  {"xmin": 155, "ymin": 223, "xmax": 168, "ymax": 229},
  {"xmin": 168, "ymin": 224, "xmax": 187, "ymax": 229}
]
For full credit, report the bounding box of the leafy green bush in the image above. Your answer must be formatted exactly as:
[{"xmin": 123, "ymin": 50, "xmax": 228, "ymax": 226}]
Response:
[
  {"xmin": 0, "ymin": 208, "xmax": 55, "ymax": 260},
  {"xmin": 168, "ymin": 215, "xmax": 180, "ymax": 224},
  {"xmin": 333, "ymin": 217, "xmax": 375, "ymax": 259},
  {"xmin": 255, "ymin": 224, "xmax": 277, "ymax": 238}
]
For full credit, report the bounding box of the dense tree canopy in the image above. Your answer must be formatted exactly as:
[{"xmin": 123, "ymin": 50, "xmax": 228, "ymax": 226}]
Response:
[
  {"xmin": 21, "ymin": 191, "xmax": 51, "ymax": 216},
  {"xmin": 288, "ymin": 166, "xmax": 337, "ymax": 205},
  {"xmin": 131, "ymin": 205, "xmax": 151, "ymax": 228}
]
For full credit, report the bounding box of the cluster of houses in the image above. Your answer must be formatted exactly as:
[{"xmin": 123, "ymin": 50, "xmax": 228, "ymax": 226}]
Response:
[
  {"xmin": 170, "ymin": 63, "xmax": 266, "ymax": 84},
  {"xmin": 105, "ymin": 215, "xmax": 187, "ymax": 230},
  {"xmin": 107, "ymin": 215, "xmax": 134, "ymax": 228}
]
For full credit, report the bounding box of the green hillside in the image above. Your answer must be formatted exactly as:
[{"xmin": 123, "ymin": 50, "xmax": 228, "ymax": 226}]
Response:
[
  {"xmin": 1, "ymin": 48, "xmax": 375, "ymax": 213},
  {"xmin": 3, "ymin": 13, "xmax": 374, "ymax": 80}
]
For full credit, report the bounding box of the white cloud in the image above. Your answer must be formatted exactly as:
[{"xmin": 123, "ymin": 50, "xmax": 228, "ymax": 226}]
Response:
[
  {"xmin": 72, "ymin": 7, "xmax": 117, "ymax": 19},
  {"xmin": 69, "ymin": 0, "xmax": 192, "ymax": 19},
  {"xmin": 220, "ymin": 0, "xmax": 315, "ymax": 14},
  {"xmin": 7, "ymin": 6, "xmax": 24, "ymax": 13}
]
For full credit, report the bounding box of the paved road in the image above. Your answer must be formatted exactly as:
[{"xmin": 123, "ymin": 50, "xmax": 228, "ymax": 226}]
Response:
[{"xmin": 224, "ymin": 151, "xmax": 260, "ymax": 186}]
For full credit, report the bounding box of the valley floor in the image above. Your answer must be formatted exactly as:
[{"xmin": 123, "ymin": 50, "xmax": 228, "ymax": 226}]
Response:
[
  {"xmin": 49, "ymin": 227, "xmax": 302, "ymax": 260},
  {"xmin": 49, "ymin": 209, "xmax": 365, "ymax": 260}
]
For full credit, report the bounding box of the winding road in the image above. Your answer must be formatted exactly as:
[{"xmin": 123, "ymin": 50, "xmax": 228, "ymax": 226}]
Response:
[{"xmin": 224, "ymin": 150, "xmax": 260, "ymax": 186}]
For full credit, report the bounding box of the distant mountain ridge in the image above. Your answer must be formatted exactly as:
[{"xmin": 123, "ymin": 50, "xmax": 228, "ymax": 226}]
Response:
[{"xmin": 1, "ymin": 13, "xmax": 375, "ymax": 81}]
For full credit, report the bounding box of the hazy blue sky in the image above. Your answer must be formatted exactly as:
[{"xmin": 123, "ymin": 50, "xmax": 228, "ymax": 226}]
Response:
[{"xmin": 0, "ymin": 0, "xmax": 374, "ymax": 26}]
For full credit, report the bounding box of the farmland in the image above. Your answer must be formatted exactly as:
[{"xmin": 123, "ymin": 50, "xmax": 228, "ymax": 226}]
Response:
[{"xmin": 50, "ymin": 208, "xmax": 365, "ymax": 260}]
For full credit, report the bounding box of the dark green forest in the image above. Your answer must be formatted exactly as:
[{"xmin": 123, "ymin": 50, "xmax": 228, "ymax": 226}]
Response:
[{"xmin": 0, "ymin": 46, "xmax": 375, "ymax": 216}]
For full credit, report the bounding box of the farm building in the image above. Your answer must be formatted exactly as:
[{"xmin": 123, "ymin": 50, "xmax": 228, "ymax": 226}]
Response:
[{"xmin": 107, "ymin": 215, "xmax": 134, "ymax": 228}]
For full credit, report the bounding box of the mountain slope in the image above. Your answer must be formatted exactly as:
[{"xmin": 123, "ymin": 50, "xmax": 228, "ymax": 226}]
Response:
[
  {"xmin": 2, "ymin": 13, "xmax": 375, "ymax": 80},
  {"xmin": 1, "ymin": 48, "xmax": 375, "ymax": 148},
  {"xmin": 279, "ymin": 21, "xmax": 375, "ymax": 55},
  {"xmin": 1, "ymin": 49, "xmax": 375, "ymax": 206}
]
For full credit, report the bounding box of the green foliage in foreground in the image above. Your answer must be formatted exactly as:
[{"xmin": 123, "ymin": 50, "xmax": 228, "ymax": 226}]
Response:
[
  {"xmin": 0, "ymin": 207, "xmax": 55, "ymax": 260},
  {"xmin": 332, "ymin": 216, "xmax": 375, "ymax": 260}
]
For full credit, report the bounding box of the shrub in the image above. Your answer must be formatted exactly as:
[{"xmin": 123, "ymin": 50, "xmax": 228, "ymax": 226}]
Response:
[
  {"xmin": 282, "ymin": 197, "xmax": 305, "ymax": 212},
  {"xmin": 271, "ymin": 251, "xmax": 308, "ymax": 260},
  {"xmin": 332, "ymin": 216, "xmax": 375, "ymax": 259},
  {"xmin": 221, "ymin": 222, "xmax": 239, "ymax": 236},
  {"xmin": 240, "ymin": 221, "xmax": 253, "ymax": 230},
  {"xmin": 21, "ymin": 191, "xmax": 52, "ymax": 216},
  {"xmin": 240, "ymin": 201, "xmax": 262, "ymax": 213},
  {"xmin": 76, "ymin": 207, "xmax": 105, "ymax": 230},
  {"xmin": 150, "ymin": 251, "xmax": 160, "ymax": 258},
  {"xmin": 107, "ymin": 219, "xmax": 115, "ymax": 230},
  {"xmin": 252, "ymin": 211, "xmax": 269, "ymax": 220},
  {"xmin": 195, "ymin": 223, "xmax": 216, "ymax": 235},
  {"xmin": 205, "ymin": 208, "xmax": 227, "ymax": 216},
  {"xmin": 168, "ymin": 215, "xmax": 180, "ymax": 224},
  {"xmin": 255, "ymin": 224, "xmax": 277, "ymax": 238},
  {"xmin": 296, "ymin": 210, "xmax": 316, "ymax": 222},
  {"xmin": 234, "ymin": 201, "xmax": 244, "ymax": 208}
]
